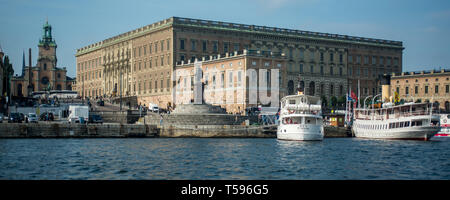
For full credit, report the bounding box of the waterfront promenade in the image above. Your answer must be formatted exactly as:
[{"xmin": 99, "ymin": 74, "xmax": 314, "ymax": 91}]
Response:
[{"xmin": 0, "ymin": 121, "xmax": 349, "ymax": 138}]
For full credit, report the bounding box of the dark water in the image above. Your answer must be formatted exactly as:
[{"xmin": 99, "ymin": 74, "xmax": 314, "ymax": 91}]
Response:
[{"xmin": 0, "ymin": 137, "xmax": 449, "ymax": 180}]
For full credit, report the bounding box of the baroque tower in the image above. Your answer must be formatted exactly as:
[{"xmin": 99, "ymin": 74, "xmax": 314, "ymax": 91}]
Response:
[{"xmin": 37, "ymin": 20, "xmax": 57, "ymax": 89}]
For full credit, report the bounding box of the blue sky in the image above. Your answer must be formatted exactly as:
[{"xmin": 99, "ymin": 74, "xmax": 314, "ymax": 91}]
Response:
[{"xmin": 1, "ymin": 0, "xmax": 449, "ymax": 77}]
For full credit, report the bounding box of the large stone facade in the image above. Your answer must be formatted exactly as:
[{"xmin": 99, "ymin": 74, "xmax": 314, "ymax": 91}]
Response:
[
  {"xmin": 174, "ymin": 50, "xmax": 287, "ymax": 114},
  {"xmin": 11, "ymin": 21, "xmax": 72, "ymax": 97},
  {"xmin": 76, "ymin": 17, "xmax": 403, "ymax": 110},
  {"xmin": 391, "ymin": 69, "xmax": 450, "ymax": 111}
]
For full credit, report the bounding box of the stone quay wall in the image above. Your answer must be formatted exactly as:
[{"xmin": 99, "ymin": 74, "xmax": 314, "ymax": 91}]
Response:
[
  {"xmin": 324, "ymin": 126, "xmax": 352, "ymax": 137},
  {"xmin": 92, "ymin": 110, "xmax": 145, "ymax": 124},
  {"xmin": 144, "ymin": 113, "xmax": 258, "ymax": 126},
  {"xmin": 0, "ymin": 123, "xmax": 158, "ymax": 138},
  {"xmin": 158, "ymin": 125, "xmax": 276, "ymax": 138}
]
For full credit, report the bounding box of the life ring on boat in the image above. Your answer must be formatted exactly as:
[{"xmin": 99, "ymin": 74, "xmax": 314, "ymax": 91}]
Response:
[
  {"xmin": 289, "ymin": 110, "xmax": 295, "ymax": 114},
  {"xmin": 444, "ymin": 119, "xmax": 447, "ymax": 123}
]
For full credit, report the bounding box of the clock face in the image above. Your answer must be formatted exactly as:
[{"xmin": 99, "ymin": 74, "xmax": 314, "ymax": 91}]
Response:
[{"xmin": 41, "ymin": 77, "xmax": 49, "ymax": 85}]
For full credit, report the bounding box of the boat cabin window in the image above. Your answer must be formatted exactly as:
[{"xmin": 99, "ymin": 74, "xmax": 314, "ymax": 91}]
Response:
[
  {"xmin": 289, "ymin": 100, "xmax": 296, "ymax": 104},
  {"xmin": 412, "ymin": 120, "xmax": 422, "ymax": 127},
  {"xmin": 282, "ymin": 117, "xmax": 302, "ymax": 125},
  {"xmin": 431, "ymin": 120, "xmax": 439, "ymax": 126}
]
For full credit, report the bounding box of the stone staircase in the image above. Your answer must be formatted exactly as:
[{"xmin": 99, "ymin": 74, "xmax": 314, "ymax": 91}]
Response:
[{"xmin": 171, "ymin": 103, "xmax": 227, "ymax": 114}]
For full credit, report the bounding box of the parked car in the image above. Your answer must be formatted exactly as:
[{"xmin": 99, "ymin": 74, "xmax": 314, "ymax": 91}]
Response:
[
  {"xmin": 26, "ymin": 113, "xmax": 38, "ymax": 123},
  {"xmin": 19, "ymin": 113, "xmax": 25, "ymax": 122},
  {"xmin": 8, "ymin": 113, "xmax": 23, "ymax": 123},
  {"xmin": 88, "ymin": 114, "xmax": 103, "ymax": 124},
  {"xmin": 39, "ymin": 112, "xmax": 54, "ymax": 121}
]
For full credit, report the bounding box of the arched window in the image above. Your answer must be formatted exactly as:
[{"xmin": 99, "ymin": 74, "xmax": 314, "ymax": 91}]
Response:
[
  {"xmin": 288, "ymin": 80, "xmax": 294, "ymax": 95},
  {"xmin": 309, "ymin": 81, "xmax": 315, "ymax": 96}
]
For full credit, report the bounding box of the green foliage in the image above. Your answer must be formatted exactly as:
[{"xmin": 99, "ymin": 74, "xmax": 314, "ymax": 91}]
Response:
[
  {"xmin": 330, "ymin": 96, "xmax": 337, "ymax": 107},
  {"xmin": 2, "ymin": 56, "xmax": 14, "ymax": 96},
  {"xmin": 337, "ymin": 96, "xmax": 346, "ymax": 107}
]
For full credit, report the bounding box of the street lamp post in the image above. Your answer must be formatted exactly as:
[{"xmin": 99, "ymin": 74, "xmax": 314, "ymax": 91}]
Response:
[
  {"xmin": 364, "ymin": 95, "xmax": 373, "ymax": 109},
  {"xmin": 372, "ymin": 94, "xmax": 381, "ymax": 110}
]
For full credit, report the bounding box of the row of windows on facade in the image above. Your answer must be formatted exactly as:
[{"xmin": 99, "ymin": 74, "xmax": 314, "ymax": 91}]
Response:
[
  {"xmin": 296, "ymin": 50, "xmax": 344, "ymax": 63},
  {"xmin": 177, "ymin": 71, "xmax": 246, "ymax": 90},
  {"xmin": 77, "ymin": 39, "xmax": 171, "ymax": 72},
  {"xmin": 396, "ymin": 77, "xmax": 449, "ymax": 84},
  {"xmin": 79, "ymin": 70, "xmax": 102, "ymax": 82},
  {"xmin": 297, "ymin": 64, "xmax": 344, "ymax": 76},
  {"xmin": 396, "ymin": 85, "xmax": 450, "ymax": 95},
  {"xmin": 78, "ymin": 57, "xmax": 101, "ymax": 72},
  {"xmin": 348, "ymin": 66, "xmax": 395, "ymax": 78},
  {"xmin": 78, "ymin": 55, "xmax": 171, "ymax": 80},
  {"xmin": 133, "ymin": 55, "xmax": 171, "ymax": 70},
  {"xmin": 178, "ymin": 39, "xmax": 399, "ymax": 67},
  {"xmin": 348, "ymin": 55, "xmax": 399, "ymax": 66},
  {"xmin": 299, "ymin": 82, "xmax": 346, "ymax": 96},
  {"xmin": 179, "ymin": 39, "xmax": 346, "ymax": 63},
  {"xmin": 179, "ymin": 39, "xmax": 247, "ymax": 53},
  {"xmin": 133, "ymin": 39, "xmax": 171, "ymax": 58}
]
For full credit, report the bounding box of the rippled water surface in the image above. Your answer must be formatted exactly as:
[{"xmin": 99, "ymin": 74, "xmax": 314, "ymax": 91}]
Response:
[{"xmin": 0, "ymin": 137, "xmax": 449, "ymax": 180}]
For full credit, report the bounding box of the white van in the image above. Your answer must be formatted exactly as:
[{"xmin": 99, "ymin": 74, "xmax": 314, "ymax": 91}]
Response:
[
  {"xmin": 68, "ymin": 105, "xmax": 89, "ymax": 123},
  {"xmin": 148, "ymin": 104, "xmax": 159, "ymax": 113}
]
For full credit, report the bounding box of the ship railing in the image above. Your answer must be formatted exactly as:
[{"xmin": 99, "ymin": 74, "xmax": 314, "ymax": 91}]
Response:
[{"xmin": 355, "ymin": 111, "xmax": 430, "ymax": 120}]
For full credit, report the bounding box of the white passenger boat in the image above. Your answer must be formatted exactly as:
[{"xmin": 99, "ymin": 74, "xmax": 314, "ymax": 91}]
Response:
[
  {"xmin": 352, "ymin": 102, "xmax": 440, "ymax": 140},
  {"xmin": 435, "ymin": 114, "xmax": 450, "ymax": 138},
  {"xmin": 277, "ymin": 94, "xmax": 324, "ymax": 141}
]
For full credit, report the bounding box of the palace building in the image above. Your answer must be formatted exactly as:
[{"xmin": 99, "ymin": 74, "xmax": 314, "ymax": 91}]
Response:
[
  {"xmin": 11, "ymin": 21, "xmax": 73, "ymax": 97},
  {"xmin": 390, "ymin": 69, "xmax": 450, "ymax": 111},
  {"xmin": 75, "ymin": 17, "xmax": 403, "ymax": 111}
]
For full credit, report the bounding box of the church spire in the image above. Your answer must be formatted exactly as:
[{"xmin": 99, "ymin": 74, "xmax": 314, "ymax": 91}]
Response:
[{"xmin": 39, "ymin": 19, "xmax": 56, "ymax": 47}]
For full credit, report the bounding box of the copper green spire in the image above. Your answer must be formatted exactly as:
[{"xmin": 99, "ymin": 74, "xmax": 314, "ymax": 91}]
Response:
[{"xmin": 39, "ymin": 19, "xmax": 56, "ymax": 47}]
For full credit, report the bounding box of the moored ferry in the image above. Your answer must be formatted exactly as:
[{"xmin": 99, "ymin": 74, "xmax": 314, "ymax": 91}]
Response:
[
  {"xmin": 277, "ymin": 94, "xmax": 324, "ymax": 141},
  {"xmin": 436, "ymin": 114, "xmax": 450, "ymax": 137},
  {"xmin": 352, "ymin": 102, "xmax": 441, "ymax": 140}
]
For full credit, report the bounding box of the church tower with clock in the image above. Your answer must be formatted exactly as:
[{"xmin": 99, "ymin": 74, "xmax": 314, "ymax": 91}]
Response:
[{"xmin": 11, "ymin": 20, "xmax": 73, "ymax": 97}]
